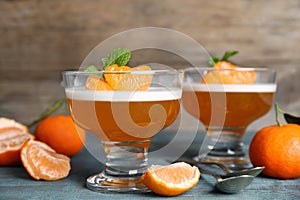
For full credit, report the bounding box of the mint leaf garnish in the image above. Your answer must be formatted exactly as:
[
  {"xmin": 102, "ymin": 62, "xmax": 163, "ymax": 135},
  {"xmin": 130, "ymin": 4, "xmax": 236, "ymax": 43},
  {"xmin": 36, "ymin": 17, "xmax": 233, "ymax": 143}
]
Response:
[
  {"xmin": 209, "ymin": 57, "xmax": 219, "ymax": 67},
  {"xmin": 84, "ymin": 65, "xmax": 99, "ymax": 72},
  {"xmin": 101, "ymin": 58, "xmax": 109, "ymax": 68},
  {"xmin": 84, "ymin": 65, "xmax": 102, "ymax": 77},
  {"xmin": 102, "ymin": 48, "xmax": 131, "ymax": 69},
  {"xmin": 221, "ymin": 50, "xmax": 239, "ymax": 61},
  {"xmin": 209, "ymin": 50, "xmax": 238, "ymax": 67}
]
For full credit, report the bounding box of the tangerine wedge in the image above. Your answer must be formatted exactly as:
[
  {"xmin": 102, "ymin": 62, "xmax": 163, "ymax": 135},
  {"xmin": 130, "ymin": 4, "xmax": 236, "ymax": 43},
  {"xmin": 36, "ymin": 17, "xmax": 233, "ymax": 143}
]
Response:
[
  {"xmin": 86, "ymin": 76, "xmax": 113, "ymax": 91},
  {"xmin": 141, "ymin": 162, "xmax": 200, "ymax": 196},
  {"xmin": 114, "ymin": 65, "xmax": 153, "ymax": 91},
  {"xmin": 104, "ymin": 64, "xmax": 131, "ymax": 89},
  {"xmin": 86, "ymin": 65, "xmax": 153, "ymax": 91},
  {"xmin": 21, "ymin": 140, "xmax": 71, "ymax": 181}
]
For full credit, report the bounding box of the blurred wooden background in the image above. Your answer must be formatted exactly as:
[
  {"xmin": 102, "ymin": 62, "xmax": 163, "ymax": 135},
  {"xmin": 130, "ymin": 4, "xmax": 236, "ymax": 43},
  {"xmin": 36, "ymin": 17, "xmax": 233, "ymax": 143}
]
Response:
[{"xmin": 1, "ymin": 0, "xmax": 300, "ymax": 129}]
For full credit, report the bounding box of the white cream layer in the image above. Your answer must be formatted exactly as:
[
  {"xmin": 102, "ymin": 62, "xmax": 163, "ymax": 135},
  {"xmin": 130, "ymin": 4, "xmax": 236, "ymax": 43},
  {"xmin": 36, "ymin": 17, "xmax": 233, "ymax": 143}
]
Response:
[
  {"xmin": 183, "ymin": 83, "xmax": 277, "ymax": 92},
  {"xmin": 65, "ymin": 88, "xmax": 182, "ymax": 102}
]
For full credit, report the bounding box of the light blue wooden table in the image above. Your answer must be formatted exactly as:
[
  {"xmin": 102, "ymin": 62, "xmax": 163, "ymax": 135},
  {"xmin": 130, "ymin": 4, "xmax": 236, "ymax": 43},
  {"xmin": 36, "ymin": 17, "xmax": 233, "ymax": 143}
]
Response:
[{"xmin": 1, "ymin": 131, "xmax": 299, "ymax": 200}]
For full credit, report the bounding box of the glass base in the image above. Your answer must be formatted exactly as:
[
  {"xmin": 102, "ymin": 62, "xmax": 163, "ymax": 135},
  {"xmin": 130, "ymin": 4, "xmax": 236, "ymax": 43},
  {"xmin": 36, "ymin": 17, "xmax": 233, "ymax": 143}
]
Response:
[
  {"xmin": 86, "ymin": 140, "xmax": 151, "ymax": 193},
  {"xmin": 193, "ymin": 154, "xmax": 252, "ymax": 170},
  {"xmin": 196, "ymin": 129, "xmax": 253, "ymax": 170},
  {"xmin": 86, "ymin": 173, "xmax": 150, "ymax": 193}
]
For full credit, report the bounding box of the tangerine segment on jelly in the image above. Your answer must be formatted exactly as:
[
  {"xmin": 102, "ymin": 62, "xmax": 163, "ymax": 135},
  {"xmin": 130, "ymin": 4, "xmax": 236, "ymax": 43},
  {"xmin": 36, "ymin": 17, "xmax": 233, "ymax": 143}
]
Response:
[{"xmin": 86, "ymin": 65, "xmax": 152, "ymax": 91}]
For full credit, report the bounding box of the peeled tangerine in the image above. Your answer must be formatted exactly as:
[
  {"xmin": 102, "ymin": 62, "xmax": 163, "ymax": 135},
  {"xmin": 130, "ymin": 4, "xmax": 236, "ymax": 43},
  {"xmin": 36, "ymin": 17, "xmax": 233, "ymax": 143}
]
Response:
[
  {"xmin": 21, "ymin": 140, "xmax": 71, "ymax": 181},
  {"xmin": 203, "ymin": 61, "xmax": 256, "ymax": 84},
  {"xmin": 0, "ymin": 117, "xmax": 32, "ymax": 166},
  {"xmin": 0, "ymin": 118, "xmax": 70, "ymax": 180}
]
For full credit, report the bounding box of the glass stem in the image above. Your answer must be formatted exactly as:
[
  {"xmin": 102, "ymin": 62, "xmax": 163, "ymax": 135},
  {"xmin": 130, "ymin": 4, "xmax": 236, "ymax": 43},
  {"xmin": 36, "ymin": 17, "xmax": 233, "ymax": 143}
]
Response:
[
  {"xmin": 207, "ymin": 128, "xmax": 245, "ymax": 157},
  {"xmin": 102, "ymin": 141, "xmax": 149, "ymax": 178}
]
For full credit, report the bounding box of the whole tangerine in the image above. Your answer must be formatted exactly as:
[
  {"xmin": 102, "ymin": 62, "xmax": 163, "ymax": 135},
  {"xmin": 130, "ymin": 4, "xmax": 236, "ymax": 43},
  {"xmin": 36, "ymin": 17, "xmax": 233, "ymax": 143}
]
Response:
[
  {"xmin": 34, "ymin": 115, "xmax": 85, "ymax": 157},
  {"xmin": 249, "ymin": 123, "xmax": 300, "ymax": 179}
]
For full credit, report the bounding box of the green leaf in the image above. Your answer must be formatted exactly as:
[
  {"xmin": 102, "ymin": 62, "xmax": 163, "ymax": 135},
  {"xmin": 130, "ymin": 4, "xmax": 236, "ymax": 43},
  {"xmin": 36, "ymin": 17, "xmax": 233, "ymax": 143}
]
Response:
[
  {"xmin": 209, "ymin": 57, "xmax": 219, "ymax": 67},
  {"xmin": 84, "ymin": 65, "xmax": 102, "ymax": 77},
  {"xmin": 102, "ymin": 48, "xmax": 131, "ymax": 69},
  {"xmin": 114, "ymin": 49, "xmax": 131, "ymax": 66},
  {"xmin": 221, "ymin": 50, "xmax": 239, "ymax": 61},
  {"xmin": 27, "ymin": 98, "xmax": 67, "ymax": 128},
  {"xmin": 276, "ymin": 103, "xmax": 300, "ymax": 126},
  {"xmin": 84, "ymin": 65, "xmax": 99, "ymax": 72},
  {"xmin": 101, "ymin": 58, "xmax": 109, "ymax": 68},
  {"xmin": 284, "ymin": 113, "xmax": 300, "ymax": 125}
]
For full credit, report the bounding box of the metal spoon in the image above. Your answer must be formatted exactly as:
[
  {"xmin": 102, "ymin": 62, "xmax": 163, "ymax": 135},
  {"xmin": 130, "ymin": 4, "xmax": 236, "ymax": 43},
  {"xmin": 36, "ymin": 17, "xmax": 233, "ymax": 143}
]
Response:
[
  {"xmin": 200, "ymin": 167, "xmax": 254, "ymax": 194},
  {"xmin": 174, "ymin": 159, "xmax": 264, "ymax": 178}
]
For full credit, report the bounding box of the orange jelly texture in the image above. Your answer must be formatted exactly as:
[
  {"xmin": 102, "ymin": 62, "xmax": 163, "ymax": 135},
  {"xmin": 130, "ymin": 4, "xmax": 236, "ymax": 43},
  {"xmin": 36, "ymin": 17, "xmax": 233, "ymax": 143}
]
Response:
[
  {"xmin": 68, "ymin": 98, "xmax": 180, "ymax": 147},
  {"xmin": 182, "ymin": 85, "xmax": 275, "ymax": 135}
]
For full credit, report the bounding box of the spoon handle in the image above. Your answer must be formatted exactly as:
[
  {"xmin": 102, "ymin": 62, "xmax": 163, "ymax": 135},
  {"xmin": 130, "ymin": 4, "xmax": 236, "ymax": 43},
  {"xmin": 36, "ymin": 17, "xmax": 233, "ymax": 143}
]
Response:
[
  {"xmin": 172, "ymin": 159, "xmax": 231, "ymax": 174},
  {"xmin": 194, "ymin": 161, "xmax": 231, "ymax": 174},
  {"xmin": 198, "ymin": 167, "xmax": 222, "ymax": 181}
]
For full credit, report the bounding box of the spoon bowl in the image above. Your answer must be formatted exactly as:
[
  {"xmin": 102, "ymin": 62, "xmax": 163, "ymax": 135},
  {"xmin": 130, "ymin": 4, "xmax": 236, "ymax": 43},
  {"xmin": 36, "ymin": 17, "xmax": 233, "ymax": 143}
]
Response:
[{"xmin": 215, "ymin": 175, "xmax": 254, "ymax": 194}]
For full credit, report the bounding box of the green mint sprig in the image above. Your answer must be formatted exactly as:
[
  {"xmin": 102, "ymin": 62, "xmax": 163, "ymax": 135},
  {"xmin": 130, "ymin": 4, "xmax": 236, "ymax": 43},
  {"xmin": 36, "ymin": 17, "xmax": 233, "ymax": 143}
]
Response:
[
  {"xmin": 84, "ymin": 65, "xmax": 98, "ymax": 72},
  {"xmin": 84, "ymin": 65, "xmax": 101, "ymax": 77},
  {"xmin": 84, "ymin": 48, "xmax": 132, "ymax": 76},
  {"xmin": 102, "ymin": 48, "xmax": 131, "ymax": 69},
  {"xmin": 84, "ymin": 65, "xmax": 99, "ymax": 72},
  {"xmin": 209, "ymin": 50, "xmax": 239, "ymax": 67}
]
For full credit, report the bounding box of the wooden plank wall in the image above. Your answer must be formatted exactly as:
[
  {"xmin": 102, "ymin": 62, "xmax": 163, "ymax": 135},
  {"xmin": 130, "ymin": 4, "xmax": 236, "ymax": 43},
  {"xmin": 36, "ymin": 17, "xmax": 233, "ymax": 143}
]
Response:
[{"xmin": 1, "ymin": 0, "xmax": 300, "ymax": 126}]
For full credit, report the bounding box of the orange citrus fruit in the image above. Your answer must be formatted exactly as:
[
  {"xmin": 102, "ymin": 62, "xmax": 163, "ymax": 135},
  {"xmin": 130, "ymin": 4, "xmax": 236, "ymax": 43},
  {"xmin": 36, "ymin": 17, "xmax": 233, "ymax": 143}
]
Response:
[
  {"xmin": 104, "ymin": 64, "xmax": 131, "ymax": 89},
  {"xmin": 141, "ymin": 162, "xmax": 200, "ymax": 196},
  {"xmin": 86, "ymin": 76, "xmax": 113, "ymax": 90},
  {"xmin": 34, "ymin": 115, "xmax": 85, "ymax": 157},
  {"xmin": 0, "ymin": 117, "xmax": 29, "ymax": 133},
  {"xmin": 203, "ymin": 61, "xmax": 256, "ymax": 84},
  {"xmin": 249, "ymin": 124, "xmax": 300, "ymax": 179},
  {"xmin": 0, "ymin": 117, "xmax": 33, "ymax": 166},
  {"xmin": 21, "ymin": 140, "xmax": 71, "ymax": 181},
  {"xmin": 85, "ymin": 65, "xmax": 153, "ymax": 91},
  {"xmin": 214, "ymin": 60, "xmax": 238, "ymax": 69},
  {"xmin": 114, "ymin": 65, "xmax": 152, "ymax": 91}
]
